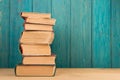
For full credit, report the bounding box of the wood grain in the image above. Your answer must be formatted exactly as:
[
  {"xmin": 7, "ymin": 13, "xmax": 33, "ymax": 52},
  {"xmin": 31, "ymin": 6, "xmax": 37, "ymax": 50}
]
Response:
[
  {"xmin": 0, "ymin": 0, "xmax": 10, "ymax": 67},
  {"xmin": 1, "ymin": 0, "xmax": 120, "ymax": 68},
  {"xmin": 51, "ymin": 0, "xmax": 71, "ymax": 68},
  {"xmin": 71, "ymin": 0, "xmax": 92, "ymax": 68},
  {"xmin": 9, "ymin": 0, "xmax": 33, "ymax": 67},
  {"xmin": 111, "ymin": 0, "xmax": 120, "ymax": 68},
  {"xmin": 92, "ymin": 0, "xmax": 111, "ymax": 68},
  {"xmin": 33, "ymin": 0, "xmax": 51, "ymax": 13}
]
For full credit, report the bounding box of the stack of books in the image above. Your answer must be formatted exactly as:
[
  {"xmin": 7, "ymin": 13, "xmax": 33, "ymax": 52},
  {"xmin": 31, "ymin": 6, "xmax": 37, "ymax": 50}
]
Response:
[{"xmin": 15, "ymin": 12, "xmax": 56, "ymax": 77}]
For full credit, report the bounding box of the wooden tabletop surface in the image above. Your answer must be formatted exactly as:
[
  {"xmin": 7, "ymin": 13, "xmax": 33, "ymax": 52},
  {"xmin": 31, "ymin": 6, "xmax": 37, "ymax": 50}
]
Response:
[{"xmin": 1, "ymin": 68, "xmax": 120, "ymax": 80}]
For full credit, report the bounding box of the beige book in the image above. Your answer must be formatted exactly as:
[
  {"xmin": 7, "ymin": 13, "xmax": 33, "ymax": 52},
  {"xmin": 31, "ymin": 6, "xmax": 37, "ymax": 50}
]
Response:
[
  {"xmin": 21, "ymin": 12, "xmax": 51, "ymax": 19},
  {"xmin": 24, "ymin": 23, "xmax": 53, "ymax": 31},
  {"xmin": 20, "ymin": 31, "xmax": 54, "ymax": 44},
  {"xmin": 15, "ymin": 65, "xmax": 56, "ymax": 76},
  {"xmin": 21, "ymin": 44, "xmax": 51, "ymax": 56},
  {"xmin": 22, "ymin": 54, "xmax": 56, "ymax": 65},
  {"xmin": 25, "ymin": 18, "xmax": 56, "ymax": 25}
]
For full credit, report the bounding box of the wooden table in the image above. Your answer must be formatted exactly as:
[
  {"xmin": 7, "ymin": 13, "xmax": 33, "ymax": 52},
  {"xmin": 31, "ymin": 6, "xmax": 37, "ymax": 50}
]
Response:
[{"xmin": 1, "ymin": 68, "xmax": 120, "ymax": 80}]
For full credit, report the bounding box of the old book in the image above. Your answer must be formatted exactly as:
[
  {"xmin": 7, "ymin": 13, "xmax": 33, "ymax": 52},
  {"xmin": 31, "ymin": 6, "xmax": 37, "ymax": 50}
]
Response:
[
  {"xmin": 15, "ymin": 65, "xmax": 56, "ymax": 77},
  {"xmin": 22, "ymin": 54, "xmax": 56, "ymax": 65},
  {"xmin": 25, "ymin": 18, "xmax": 56, "ymax": 25},
  {"xmin": 20, "ymin": 31, "xmax": 54, "ymax": 44},
  {"xmin": 21, "ymin": 12, "xmax": 51, "ymax": 19},
  {"xmin": 20, "ymin": 44, "xmax": 51, "ymax": 56},
  {"xmin": 24, "ymin": 23, "xmax": 53, "ymax": 31}
]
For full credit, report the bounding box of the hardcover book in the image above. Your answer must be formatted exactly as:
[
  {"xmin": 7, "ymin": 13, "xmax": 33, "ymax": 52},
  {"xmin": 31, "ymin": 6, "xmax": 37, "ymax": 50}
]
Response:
[
  {"xmin": 20, "ymin": 44, "xmax": 51, "ymax": 56},
  {"xmin": 24, "ymin": 23, "xmax": 53, "ymax": 31},
  {"xmin": 22, "ymin": 54, "xmax": 56, "ymax": 65},
  {"xmin": 20, "ymin": 31, "xmax": 54, "ymax": 44},
  {"xmin": 21, "ymin": 12, "xmax": 51, "ymax": 19},
  {"xmin": 15, "ymin": 65, "xmax": 56, "ymax": 77}
]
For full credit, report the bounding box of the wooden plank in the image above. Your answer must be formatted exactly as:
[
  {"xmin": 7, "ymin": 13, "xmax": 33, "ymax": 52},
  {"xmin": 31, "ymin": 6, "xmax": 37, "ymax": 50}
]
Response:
[
  {"xmin": 0, "ymin": 0, "xmax": 10, "ymax": 67},
  {"xmin": 9, "ymin": 0, "xmax": 33, "ymax": 67},
  {"xmin": 111, "ymin": 0, "xmax": 120, "ymax": 68},
  {"xmin": 71, "ymin": 0, "xmax": 92, "ymax": 67},
  {"xmin": 22, "ymin": 0, "xmax": 33, "ymax": 12},
  {"xmin": 92, "ymin": 0, "xmax": 111, "ymax": 68},
  {"xmin": 51, "ymin": 0, "xmax": 71, "ymax": 68},
  {"xmin": 2, "ymin": 68, "xmax": 120, "ymax": 80},
  {"xmin": 33, "ymin": 0, "xmax": 51, "ymax": 13}
]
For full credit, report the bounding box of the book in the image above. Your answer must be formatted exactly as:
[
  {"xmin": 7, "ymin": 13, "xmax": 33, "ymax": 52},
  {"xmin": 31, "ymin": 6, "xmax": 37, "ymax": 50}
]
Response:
[
  {"xmin": 25, "ymin": 18, "xmax": 56, "ymax": 25},
  {"xmin": 15, "ymin": 65, "xmax": 56, "ymax": 77},
  {"xmin": 22, "ymin": 54, "xmax": 56, "ymax": 65},
  {"xmin": 15, "ymin": 12, "xmax": 57, "ymax": 77},
  {"xmin": 20, "ymin": 31, "xmax": 54, "ymax": 44},
  {"xmin": 24, "ymin": 23, "xmax": 53, "ymax": 31},
  {"xmin": 20, "ymin": 44, "xmax": 51, "ymax": 56},
  {"xmin": 21, "ymin": 12, "xmax": 51, "ymax": 19}
]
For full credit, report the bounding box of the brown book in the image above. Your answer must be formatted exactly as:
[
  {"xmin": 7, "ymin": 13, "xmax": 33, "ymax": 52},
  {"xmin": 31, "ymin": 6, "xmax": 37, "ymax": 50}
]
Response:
[
  {"xmin": 21, "ymin": 12, "xmax": 51, "ymax": 19},
  {"xmin": 24, "ymin": 23, "xmax": 53, "ymax": 31},
  {"xmin": 15, "ymin": 65, "xmax": 56, "ymax": 77},
  {"xmin": 20, "ymin": 31, "xmax": 54, "ymax": 44},
  {"xmin": 25, "ymin": 18, "xmax": 56, "ymax": 25},
  {"xmin": 20, "ymin": 44, "xmax": 51, "ymax": 56},
  {"xmin": 22, "ymin": 54, "xmax": 56, "ymax": 65}
]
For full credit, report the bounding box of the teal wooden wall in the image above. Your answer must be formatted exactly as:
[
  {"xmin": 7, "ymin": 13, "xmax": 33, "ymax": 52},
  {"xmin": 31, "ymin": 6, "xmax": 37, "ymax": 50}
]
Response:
[{"xmin": 0, "ymin": 0, "xmax": 120, "ymax": 68}]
